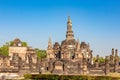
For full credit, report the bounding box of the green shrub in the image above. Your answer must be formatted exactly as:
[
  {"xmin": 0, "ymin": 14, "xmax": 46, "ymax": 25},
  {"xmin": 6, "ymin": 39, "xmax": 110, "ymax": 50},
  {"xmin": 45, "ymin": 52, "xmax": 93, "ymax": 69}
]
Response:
[
  {"xmin": 32, "ymin": 74, "xmax": 59, "ymax": 80},
  {"xmin": 24, "ymin": 74, "xmax": 32, "ymax": 79},
  {"xmin": 24, "ymin": 74, "xmax": 120, "ymax": 80},
  {"xmin": 96, "ymin": 76, "xmax": 112, "ymax": 80}
]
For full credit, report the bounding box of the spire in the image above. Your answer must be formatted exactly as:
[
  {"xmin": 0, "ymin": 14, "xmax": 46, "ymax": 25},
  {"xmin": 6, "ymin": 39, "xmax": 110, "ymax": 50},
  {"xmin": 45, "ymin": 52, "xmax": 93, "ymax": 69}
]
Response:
[
  {"xmin": 66, "ymin": 16, "xmax": 74, "ymax": 40},
  {"xmin": 112, "ymin": 48, "xmax": 114, "ymax": 56},
  {"xmin": 67, "ymin": 16, "xmax": 72, "ymax": 31},
  {"xmin": 47, "ymin": 37, "xmax": 52, "ymax": 49},
  {"xmin": 76, "ymin": 37, "xmax": 80, "ymax": 51},
  {"xmin": 68, "ymin": 16, "xmax": 72, "ymax": 24},
  {"xmin": 115, "ymin": 49, "xmax": 118, "ymax": 57}
]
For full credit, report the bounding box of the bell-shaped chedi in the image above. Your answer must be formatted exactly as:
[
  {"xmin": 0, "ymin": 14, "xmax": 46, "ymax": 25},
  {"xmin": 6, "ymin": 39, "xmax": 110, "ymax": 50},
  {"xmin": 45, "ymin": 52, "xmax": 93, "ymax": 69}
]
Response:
[
  {"xmin": 13, "ymin": 38, "xmax": 22, "ymax": 47},
  {"xmin": 61, "ymin": 16, "xmax": 76, "ymax": 59}
]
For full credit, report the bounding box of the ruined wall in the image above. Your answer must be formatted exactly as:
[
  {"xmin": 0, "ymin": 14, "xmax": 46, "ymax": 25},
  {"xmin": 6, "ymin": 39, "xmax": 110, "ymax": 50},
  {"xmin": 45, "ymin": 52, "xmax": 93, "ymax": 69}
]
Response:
[{"xmin": 9, "ymin": 47, "xmax": 27, "ymax": 60}]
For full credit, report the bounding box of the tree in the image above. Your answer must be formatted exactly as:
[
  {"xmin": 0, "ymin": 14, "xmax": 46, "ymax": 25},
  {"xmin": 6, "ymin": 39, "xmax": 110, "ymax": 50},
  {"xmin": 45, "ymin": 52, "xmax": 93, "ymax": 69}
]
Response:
[
  {"xmin": 0, "ymin": 42, "xmax": 9, "ymax": 56},
  {"xmin": 35, "ymin": 48, "xmax": 47, "ymax": 60},
  {"xmin": 9, "ymin": 41, "xmax": 14, "ymax": 46},
  {"xmin": 9, "ymin": 41, "xmax": 28, "ymax": 47},
  {"xmin": 99, "ymin": 57, "xmax": 105, "ymax": 63},
  {"xmin": 93, "ymin": 57, "xmax": 105, "ymax": 63},
  {"xmin": 21, "ymin": 42, "xmax": 28, "ymax": 47}
]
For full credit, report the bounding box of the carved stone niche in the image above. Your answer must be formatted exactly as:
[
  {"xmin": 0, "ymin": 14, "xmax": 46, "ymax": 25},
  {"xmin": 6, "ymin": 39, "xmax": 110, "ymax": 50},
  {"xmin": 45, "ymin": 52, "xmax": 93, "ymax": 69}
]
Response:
[
  {"xmin": 53, "ymin": 42, "xmax": 61, "ymax": 59},
  {"xmin": 65, "ymin": 61, "xmax": 80, "ymax": 74},
  {"xmin": 52, "ymin": 60, "xmax": 64, "ymax": 74}
]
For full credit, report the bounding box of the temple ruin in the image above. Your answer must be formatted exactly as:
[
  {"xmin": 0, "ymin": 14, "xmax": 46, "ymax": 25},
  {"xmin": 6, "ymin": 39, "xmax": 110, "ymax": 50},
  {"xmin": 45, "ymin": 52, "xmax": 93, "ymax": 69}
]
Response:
[{"xmin": 0, "ymin": 16, "xmax": 120, "ymax": 79}]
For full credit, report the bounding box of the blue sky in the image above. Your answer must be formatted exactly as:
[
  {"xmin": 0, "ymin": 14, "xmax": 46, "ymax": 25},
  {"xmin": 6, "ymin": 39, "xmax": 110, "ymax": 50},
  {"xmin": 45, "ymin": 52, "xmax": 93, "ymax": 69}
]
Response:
[{"xmin": 0, "ymin": 0, "xmax": 120, "ymax": 57}]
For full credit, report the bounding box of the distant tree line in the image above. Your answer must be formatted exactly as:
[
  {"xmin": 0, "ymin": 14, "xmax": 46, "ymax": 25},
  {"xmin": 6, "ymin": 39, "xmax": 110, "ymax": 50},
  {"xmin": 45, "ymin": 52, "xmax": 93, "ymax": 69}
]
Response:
[{"xmin": 93, "ymin": 56, "xmax": 105, "ymax": 63}]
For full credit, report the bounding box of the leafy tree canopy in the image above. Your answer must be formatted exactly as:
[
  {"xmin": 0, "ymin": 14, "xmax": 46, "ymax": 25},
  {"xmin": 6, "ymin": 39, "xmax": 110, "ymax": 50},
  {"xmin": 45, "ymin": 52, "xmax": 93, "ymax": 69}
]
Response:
[
  {"xmin": 93, "ymin": 57, "xmax": 105, "ymax": 63},
  {"xmin": 0, "ymin": 42, "xmax": 9, "ymax": 56},
  {"xmin": 9, "ymin": 41, "xmax": 28, "ymax": 47},
  {"xmin": 35, "ymin": 48, "xmax": 46, "ymax": 60}
]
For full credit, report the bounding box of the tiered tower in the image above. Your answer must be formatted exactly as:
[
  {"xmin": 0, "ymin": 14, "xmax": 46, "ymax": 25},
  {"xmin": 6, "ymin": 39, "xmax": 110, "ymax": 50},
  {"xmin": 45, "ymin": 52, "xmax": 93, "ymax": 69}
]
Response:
[
  {"xmin": 66, "ymin": 16, "xmax": 74, "ymax": 40},
  {"xmin": 61, "ymin": 16, "xmax": 76, "ymax": 59},
  {"xmin": 46, "ymin": 37, "xmax": 54, "ymax": 59}
]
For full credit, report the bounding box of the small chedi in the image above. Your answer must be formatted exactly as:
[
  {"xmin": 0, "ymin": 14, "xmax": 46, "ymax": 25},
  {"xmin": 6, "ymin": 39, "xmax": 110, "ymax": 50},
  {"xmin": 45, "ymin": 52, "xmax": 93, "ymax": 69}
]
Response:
[{"xmin": 0, "ymin": 16, "xmax": 120, "ymax": 79}]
